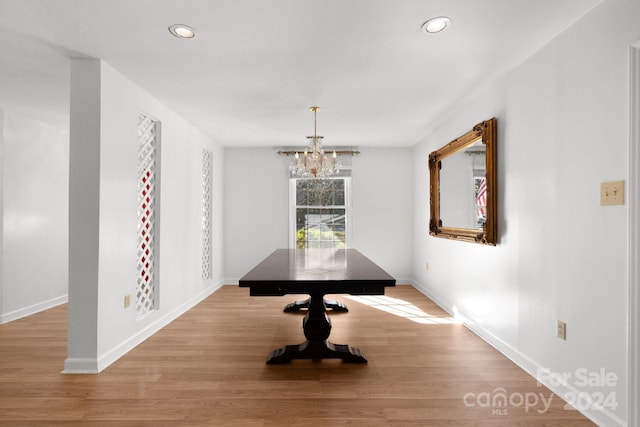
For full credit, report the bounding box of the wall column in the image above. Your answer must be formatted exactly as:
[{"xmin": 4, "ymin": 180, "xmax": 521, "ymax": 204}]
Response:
[
  {"xmin": 64, "ymin": 59, "xmax": 101, "ymax": 373},
  {"xmin": 0, "ymin": 109, "xmax": 4, "ymax": 317}
]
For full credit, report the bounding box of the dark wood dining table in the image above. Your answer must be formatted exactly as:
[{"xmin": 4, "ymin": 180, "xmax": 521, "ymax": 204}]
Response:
[{"xmin": 239, "ymin": 248, "xmax": 396, "ymax": 364}]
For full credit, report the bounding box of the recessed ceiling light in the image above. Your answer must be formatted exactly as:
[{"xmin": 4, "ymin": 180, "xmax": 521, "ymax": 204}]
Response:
[
  {"xmin": 421, "ymin": 16, "xmax": 451, "ymax": 34},
  {"xmin": 168, "ymin": 24, "xmax": 196, "ymax": 39}
]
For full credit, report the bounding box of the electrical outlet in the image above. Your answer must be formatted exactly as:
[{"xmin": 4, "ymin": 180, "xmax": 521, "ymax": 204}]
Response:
[
  {"xmin": 556, "ymin": 320, "xmax": 566, "ymax": 340},
  {"xmin": 600, "ymin": 180, "xmax": 624, "ymax": 206},
  {"xmin": 425, "ymin": 262, "xmax": 430, "ymax": 271},
  {"xmin": 124, "ymin": 295, "xmax": 131, "ymax": 309}
]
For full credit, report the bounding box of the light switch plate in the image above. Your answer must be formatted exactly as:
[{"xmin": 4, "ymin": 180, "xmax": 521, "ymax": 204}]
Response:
[
  {"xmin": 600, "ymin": 181, "xmax": 624, "ymax": 206},
  {"xmin": 557, "ymin": 320, "xmax": 566, "ymax": 340}
]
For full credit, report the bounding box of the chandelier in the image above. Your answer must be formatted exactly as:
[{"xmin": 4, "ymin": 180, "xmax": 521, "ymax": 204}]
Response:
[{"xmin": 289, "ymin": 106, "xmax": 341, "ymax": 178}]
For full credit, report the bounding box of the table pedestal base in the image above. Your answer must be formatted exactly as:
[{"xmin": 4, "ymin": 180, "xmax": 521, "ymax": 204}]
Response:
[
  {"xmin": 266, "ymin": 340, "xmax": 367, "ymax": 364},
  {"xmin": 267, "ymin": 292, "xmax": 366, "ymax": 364},
  {"xmin": 283, "ymin": 298, "xmax": 348, "ymax": 313}
]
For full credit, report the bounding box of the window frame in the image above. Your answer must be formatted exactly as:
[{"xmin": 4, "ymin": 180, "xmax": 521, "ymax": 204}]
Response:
[{"xmin": 289, "ymin": 176, "xmax": 352, "ymax": 249}]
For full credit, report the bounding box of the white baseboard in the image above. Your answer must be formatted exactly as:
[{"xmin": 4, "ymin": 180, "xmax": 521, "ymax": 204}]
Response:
[
  {"xmin": 61, "ymin": 358, "xmax": 99, "ymax": 374},
  {"xmin": 1, "ymin": 294, "xmax": 68, "ymax": 324},
  {"xmin": 411, "ymin": 279, "xmax": 625, "ymax": 427},
  {"xmin": 62, "ymin": 280, "xmax": 224, "ymax": 374}
]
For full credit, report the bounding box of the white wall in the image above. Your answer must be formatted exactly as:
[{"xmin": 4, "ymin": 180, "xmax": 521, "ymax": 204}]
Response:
[
  {"xmin": 223, "ymin": 147, "xmax": 413, "ymax": 282},
  {"xmin": 223, "ymin": 148, "xmax": 292, "ymax": 281},
  {"xmin": 65, "ymin": 60, "xmax": 224, "ymax": 372},
  {"xmin": 412, "ymin": 1, "xmax": 639, "ymax": 425},
  {"xmin": 1, "ymin": 109, "xmax": 69, "ymax": 323},
  {"xmin": 351, "ymin": 148, "xmax": 413, "ymax": 281}
]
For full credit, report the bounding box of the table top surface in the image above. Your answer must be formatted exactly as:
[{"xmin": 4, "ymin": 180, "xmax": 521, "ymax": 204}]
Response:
[{"xmin": 239, "ymin": 249, "xmax": 396, "ymax": 286}]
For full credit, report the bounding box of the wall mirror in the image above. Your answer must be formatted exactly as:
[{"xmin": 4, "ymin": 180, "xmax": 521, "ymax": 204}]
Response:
[{"xmin": 428, "ymin": 117, "xmax": 497, "ymax": 245}]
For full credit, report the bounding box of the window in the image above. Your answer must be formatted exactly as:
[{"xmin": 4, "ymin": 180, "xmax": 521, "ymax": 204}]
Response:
[{"xmin": 290, "ymin": 177, "xmax": 351, "ymax": 249}]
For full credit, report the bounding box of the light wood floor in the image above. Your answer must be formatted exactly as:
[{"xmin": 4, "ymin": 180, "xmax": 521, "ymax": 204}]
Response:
[{"xmin": 0, "ymin": 285, "xmax": 595, "ymax": 426}]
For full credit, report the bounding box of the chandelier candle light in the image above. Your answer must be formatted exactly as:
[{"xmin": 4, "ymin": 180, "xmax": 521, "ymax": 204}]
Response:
[{"xmin": 289, "ymin": 106, "xmax": 341, "ymax": 178}]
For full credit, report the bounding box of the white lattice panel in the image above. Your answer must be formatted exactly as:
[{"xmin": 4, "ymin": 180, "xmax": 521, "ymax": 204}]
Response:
[
  {"xmin": 202, "ymin": 150, "xmax": 213, "ymax": 280},
  {"xmin": 136, "ymin": 113, "xmax": 158, "ymax": 319}
]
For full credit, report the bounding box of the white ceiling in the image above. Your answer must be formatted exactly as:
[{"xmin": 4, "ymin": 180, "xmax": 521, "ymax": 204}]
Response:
[{"xmin": 0, "ymin": 0, "xmax": 602, "ymax": 148}]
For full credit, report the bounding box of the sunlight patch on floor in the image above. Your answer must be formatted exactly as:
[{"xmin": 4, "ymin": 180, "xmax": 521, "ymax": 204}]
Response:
[{"xmin": 343, "ymin": 295, "xmax": 461, "ymax": 325}]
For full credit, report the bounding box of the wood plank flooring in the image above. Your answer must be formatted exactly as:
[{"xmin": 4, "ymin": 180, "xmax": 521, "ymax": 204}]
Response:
[{"xmin": 0, "ymin": 285, "xmax": 595, "ymax": 426}]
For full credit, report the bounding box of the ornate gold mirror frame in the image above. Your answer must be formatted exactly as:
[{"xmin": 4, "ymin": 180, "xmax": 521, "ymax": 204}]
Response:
[{"xmin": 428, "ymin": 117, "xmax": 497, "ymax": 245}]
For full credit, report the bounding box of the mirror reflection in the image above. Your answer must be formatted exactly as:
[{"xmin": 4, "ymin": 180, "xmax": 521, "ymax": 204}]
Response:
[{"xmin": 439, "ymin": 138, "xmax": 486, "ymax": 229}]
